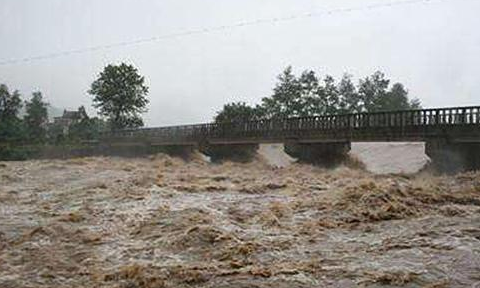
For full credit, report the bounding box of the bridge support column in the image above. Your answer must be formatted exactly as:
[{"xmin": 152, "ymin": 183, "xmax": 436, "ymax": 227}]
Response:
[
  {"xmin": 199, "ymin": 143, "xmax": 259, "ymax": 163},
  {"xmin": 425, "ymin": 139, "xmax": 480, "ymax": 173},
  {"xmin": 284, "ymin": 141, "xmax": 351, "ymax": 167}
]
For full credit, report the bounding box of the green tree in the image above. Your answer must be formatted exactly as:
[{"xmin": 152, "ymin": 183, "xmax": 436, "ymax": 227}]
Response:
[
  {"xmin": 383, "ymin": 83, "xmax": 421, "ymax": 110},
  {"xmin": 69, "ymin": 117, "xmax": 107, "ymax": 141},
  {"xmin": 0, "ymin": 84, "xmax": 22, "ymax": 122},
  {"xmin": 260, "ymin": 66, "xmax": 303, "ymax": 118},
  {"xmin": 260, "ymin": 68, "xmax": 350, "ymax": 118},
  {"xmin": 215, "ymin": 102, "xmax": 261, "ymax": 123},
  {"xmin": 358, "ymin": 72, "xmax": 421, "ymax": 112},
  {"xmin": 0, "ymin": 84, "xmax": 25, "ymax": 143},
  {"xmin": 89, "ymin": 63, "xmax": 149, "ymax": 130},
  {"xmin": 24, "ymin": 91, "xmax": 49, "ymax": 143},
  {"xmin": 298, "ymin": 70, "xmax": 323, "ymax": 116},
  {"xmin": 358, "ymin": 71, "xmax": 390, "ymax": 112},
  {"xmin": 218, "ymin": 67, "xmax": 422, "ymax": 124},
  {"xmin": 321, "ymin": 75, "xmax": 340, "ymax": 114},
  {"xmin": 409, "ymin": 98, "xmax": 422, "ymax": 110},
  {"xmin": 337, "ymin": 74, "xmax": 361, "ymax": 113},
  {"xmin": 260, "ymin": 67, "xmax": 331, "ymax": 118}
]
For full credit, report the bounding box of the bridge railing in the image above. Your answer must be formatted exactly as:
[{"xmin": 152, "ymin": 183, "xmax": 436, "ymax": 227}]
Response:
[{"xmin": 102, "ymin": 106, "xmax": 480, "ymax": 143}]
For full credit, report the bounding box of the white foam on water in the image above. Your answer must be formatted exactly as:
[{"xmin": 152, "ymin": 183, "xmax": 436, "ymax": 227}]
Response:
[
  {"xmin": 351, "ymin": 142, "xmax": 429, "ymax": 174},
  {"xmin": 258, "ymin": 144, "xmax": 295, "ymax": 168},
  {"xmin": 258, "ymin": 142, "xmax": 429, "ymax": 174}
]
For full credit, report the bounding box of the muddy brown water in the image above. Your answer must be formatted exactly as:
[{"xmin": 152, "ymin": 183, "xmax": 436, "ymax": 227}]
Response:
[{"xmin": 1, "ymin": 155, "xmax": 480, "ymax": 287}]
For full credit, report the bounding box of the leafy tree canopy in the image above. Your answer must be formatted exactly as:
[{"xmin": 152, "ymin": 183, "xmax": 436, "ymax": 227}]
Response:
[
  {"xmin": 89, "ymin": 63, "xmax": 149, "ymax": 130},
  {"xmin": 215, "ymin": 102, "xmax": 262, "ymax": 123},
  {"xmin": 260, "ymin": 66, "xmax": 303, "ymax": 118},
  {"xmin": 24, "ymin": 91, "xmax": 49, "ymax": 143},
  {"xmin": 0, "ymin": 84, "xmax": 23, "ymax": 122},
  {"xmin": 0, "ymin": 84, "xmax": 25, "ymax": 143},
  {"xmin": 261, "ymin": 67, "xmax": 421, "ymax": 118},
  {"xmin": 69, "ymin": 117, "xmax": 107, "ymax": 142},
  {"xmin": 215, "ymin": 67, "xmax": 421, "ymax": 123}
]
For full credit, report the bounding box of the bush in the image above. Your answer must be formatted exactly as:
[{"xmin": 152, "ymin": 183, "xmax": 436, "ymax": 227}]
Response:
[{"xmin": 0, "ymin": 145, "xmax": 40, "ymax": 161}]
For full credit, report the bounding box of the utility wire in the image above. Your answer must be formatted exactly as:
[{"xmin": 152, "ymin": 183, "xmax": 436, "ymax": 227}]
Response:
[{"xmin": 0, "ymin": 0, "xmax": 456, "ymax": 66}]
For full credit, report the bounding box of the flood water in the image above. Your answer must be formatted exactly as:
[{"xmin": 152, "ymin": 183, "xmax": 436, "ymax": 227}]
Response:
[{"xmin": 1, "ymin": 147, "xmax": 479, "ymax": 287}]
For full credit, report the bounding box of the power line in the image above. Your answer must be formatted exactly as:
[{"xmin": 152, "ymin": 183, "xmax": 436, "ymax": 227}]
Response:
[{"xmin": 0, "ymin": 0, "xmax": 455, "ymax": 66}]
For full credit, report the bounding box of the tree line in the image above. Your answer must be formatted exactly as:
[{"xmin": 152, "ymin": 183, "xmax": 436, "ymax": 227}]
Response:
[
  {"xmin": 0, "ymin": 63, "xmax": 148, "ymax": 145},
  {"xmin": 1, "ymin": 63, "xmax": 421, "ymax": 159},
  {"xmin": 0, "ymin": 86, "xmax": 48, "ymax": 144},
  {"xmin": 0, "ymin": 63, "xmax": 149, "ymax": 159},
  {"xmin": 0, "ymin": 85, "xmax": 105, "ymax": 146},
  {"xmin": 215, "ymin": 67, "xmax": 421, "ymax": 123}
]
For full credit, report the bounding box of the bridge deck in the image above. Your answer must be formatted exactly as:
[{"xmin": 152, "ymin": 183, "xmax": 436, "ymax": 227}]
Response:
[{"xmin": 102, "ymin": 106, "xmax": 480, "ymax": 145}]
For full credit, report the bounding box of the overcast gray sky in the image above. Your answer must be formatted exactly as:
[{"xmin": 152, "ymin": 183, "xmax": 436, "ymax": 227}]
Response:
[{"xmin": 1, "ymin": 0, "xmax": 479, "ymax": 126}]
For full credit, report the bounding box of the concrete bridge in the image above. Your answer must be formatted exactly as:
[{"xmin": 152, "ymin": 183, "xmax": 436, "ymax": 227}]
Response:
[{"xmin": 101, "ymin": 105, "xmax": 480, "ymax": 172}]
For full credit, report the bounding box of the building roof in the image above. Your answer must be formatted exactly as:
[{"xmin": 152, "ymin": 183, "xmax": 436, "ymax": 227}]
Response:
[{"xmin": 62, "ymin": 110, "xmax": 81, "ymax": 119}]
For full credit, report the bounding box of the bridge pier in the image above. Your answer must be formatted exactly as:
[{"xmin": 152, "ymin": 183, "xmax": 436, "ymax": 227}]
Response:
[
  {"xmin": 425, "ymin": 139, "xmax": 480, "ymax": 173},
  {"xmin": 199, "ymin": 143, "xmax": 259, "ymax": 163},
  {"xmin": 284, "ymin": 141, "xmax": 351, "ymax": 167}
]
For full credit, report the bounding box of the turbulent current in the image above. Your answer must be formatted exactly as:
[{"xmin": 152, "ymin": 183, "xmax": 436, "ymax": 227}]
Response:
[{"xmin": 0, "ymin": 144, "xmax": 479, "ymax": 287}]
